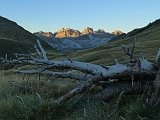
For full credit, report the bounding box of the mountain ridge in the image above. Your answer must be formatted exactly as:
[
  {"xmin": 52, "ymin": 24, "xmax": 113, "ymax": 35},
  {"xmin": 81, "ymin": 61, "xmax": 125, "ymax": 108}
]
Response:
[
  {"xmin": 34, "ymin": 27, "xmax": 123, "ymax": 52},
  {"xmin": 34, "ymin": 27, "xmax": 124, "ymax": 39}
]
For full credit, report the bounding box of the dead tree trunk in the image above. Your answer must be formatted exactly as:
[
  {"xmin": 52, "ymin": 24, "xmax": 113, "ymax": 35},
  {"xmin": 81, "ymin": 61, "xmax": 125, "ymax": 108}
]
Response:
[{"xmin": 1, "ymin": 39, "xmax": 159, "ymax": 104}]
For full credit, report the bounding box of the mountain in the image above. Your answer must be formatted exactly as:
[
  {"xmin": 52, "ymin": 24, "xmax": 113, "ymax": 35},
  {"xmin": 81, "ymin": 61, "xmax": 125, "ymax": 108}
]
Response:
[
  {"xmin": 82, "ymin": 27, "xmax": 94, "ymax": 35},
  {"xmin": 35, "ymin": 27, "xmax": 123, "ymax": 39},
  {"xmin": 54, "ymin": 28, "xmax": 81, "ymax": 38},
  {"xmin": 0, "ymin": 16, "xmax": 52, "ymax": 58},
  {"xmin": 112, "ymin": 30, "xmax": 124, "ymax": 35},
  {"xmin": 34, "ymin": 27, "xmax": 123, "ymax": 52}
]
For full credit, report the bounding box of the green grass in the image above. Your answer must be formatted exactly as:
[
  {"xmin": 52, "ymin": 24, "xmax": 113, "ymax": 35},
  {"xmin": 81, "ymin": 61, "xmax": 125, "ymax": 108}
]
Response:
[
  {"xmin": 0, "ymin": 70, "xmax": 124, "ymax": 120},
  {"xmin": 0, "ymin": 70, "xmax": 78, "ymax": 120},
  {"xmin": 0, "ymin": 38, "xmax": 34, "ymax": 58},
  {"xmin": 1, "ymin": 69, "xmax": 160, "ymax": 120}
]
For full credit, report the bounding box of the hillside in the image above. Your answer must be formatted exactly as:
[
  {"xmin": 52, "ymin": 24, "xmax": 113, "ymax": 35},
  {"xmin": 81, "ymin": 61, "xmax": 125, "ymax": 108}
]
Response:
[
  {"xmin": 65, "ymin": 19, "xmax": 160, "ymax": 65},
  {"xmin": 0, "ymin": 16, "xmax": 52, "ymax": 58}
]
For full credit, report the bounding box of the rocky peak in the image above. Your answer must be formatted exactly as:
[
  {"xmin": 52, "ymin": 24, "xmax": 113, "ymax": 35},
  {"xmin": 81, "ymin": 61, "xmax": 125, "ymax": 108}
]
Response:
[
  {"xmin": 112, "ymin": 30, "xmax": 124, "ymax": 35},
  {"xmin": 96, "ymin": 29, "xmax": 106, "ymax": 34},
  {"xmin": 34, "ymin": 27, "xmax": 124, "ymax": 40},
  {"xmin": 82, "ymin": 27, "xmax": 94, "ymax": 35},
  {"xmin": 55, "ymin": 28, "xmax": 81, "ymax": 38}
]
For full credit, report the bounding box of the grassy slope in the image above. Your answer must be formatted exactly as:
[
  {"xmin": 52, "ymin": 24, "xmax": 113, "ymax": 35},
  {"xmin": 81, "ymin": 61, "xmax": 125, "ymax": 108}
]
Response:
[
  {"xmin": 0, "ymin": 17, "xmax": 35, "ymax": 57},
  {"xmin": 0, "ymin": 20, "xmax": 160, "ymax": 120},
  {"xmin": 67, "ymin": 23, "xmax": 160, "ymax": 65},
  {"xmin": 0, "ymin": 38, "xmax": 34, "ymax": 58}
]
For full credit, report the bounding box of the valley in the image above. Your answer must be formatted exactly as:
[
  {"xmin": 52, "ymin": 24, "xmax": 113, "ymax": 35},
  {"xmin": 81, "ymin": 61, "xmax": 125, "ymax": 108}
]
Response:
[{"xmin": 0, "ymin": 16, "xmax": 160, "ymax": 120}]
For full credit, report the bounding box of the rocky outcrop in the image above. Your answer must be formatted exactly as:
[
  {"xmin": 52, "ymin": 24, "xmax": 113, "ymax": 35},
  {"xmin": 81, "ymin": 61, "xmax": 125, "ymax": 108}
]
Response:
[
  {"xmin": 112, "ymin": 30, "xmax": 124, "ymax": 35},
  {"xmin": 54, "ymin": 28, "xmax": 81, "ymax": 38},
  {"xmin": 82, "ymin": 27, "xmax": 94, "ymax": 35},
  {"xmin": 34, "ymin": 28, "xmax": 125, "ymax": 52},
  {"xmin": 35, "ymin": 27, "xmax": 124, "ymax": 40},
  {"xmin": 95, "ymin": 29, "xmax": 106, "ymax": 34},
  {"xmin": 34, "ymin": 27, "xmax": 117, "ymax": 52}
]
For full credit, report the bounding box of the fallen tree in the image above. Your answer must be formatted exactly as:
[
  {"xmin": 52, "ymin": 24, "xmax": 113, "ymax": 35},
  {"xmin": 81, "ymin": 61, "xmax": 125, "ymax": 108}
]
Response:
[{"xmin": 1, "ymin": 39, "xmax": 160, "ymax": 104}]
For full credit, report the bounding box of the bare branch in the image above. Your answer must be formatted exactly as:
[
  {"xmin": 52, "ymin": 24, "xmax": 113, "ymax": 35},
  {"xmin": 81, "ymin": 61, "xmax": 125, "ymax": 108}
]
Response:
[
  {"xmin": 115, "ymin": 59, "xmax": 119, "ymax": 64},
  {"xmin": 0, "ymin": 57, "xmax": 4, "ymax": 60},
  {"xmin": 14, "ymin": 53, "xmax": 30, "ymax": 58},
  {"xmin": 34, "ymin": 45, "xmax": 42, "ymax": 58},
  {"xmin": 5, "ymin": 54, "xmax": 8, "ymax": 61},
  {"xmin": 64, "ymin": 54, "xmax": 72, "ymax": 63},
  {"xmin": 131, "ymin": 37, "xmax": 136, "ymax": 56},
  {"xmin": 14, "ymin": 69, "xmax": 93, "ymax": 81},
  {"xmin": 96, "ymin": 82, "xmax": 145, "ymax": 101},
  {"xmin": 52, "ymin": 74, "xmax": 101, "ymax": 104},
  {"xmin": 37, "ymin": 40, "xmax": 48, "ymax": 61},
  {"xmin": 121, "ymin": 40, "xmax": 136, "ymax": 60},
  {"xmin": 156, "ymin": 48, "xmax": 160, "ymax": 67},
  {"xmin": 100, "ymin": 64, "xmax": 108, "ymax": 69},
  {"xmin": 140, "ymin": 51, "xmax": 145, "ymax": 60}
]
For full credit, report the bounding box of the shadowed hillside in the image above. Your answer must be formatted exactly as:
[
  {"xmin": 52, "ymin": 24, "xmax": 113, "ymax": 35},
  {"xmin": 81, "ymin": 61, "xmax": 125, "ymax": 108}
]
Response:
[{"xmin": 0, "ymin": 16, "xmax": 53, "ymax": 58}]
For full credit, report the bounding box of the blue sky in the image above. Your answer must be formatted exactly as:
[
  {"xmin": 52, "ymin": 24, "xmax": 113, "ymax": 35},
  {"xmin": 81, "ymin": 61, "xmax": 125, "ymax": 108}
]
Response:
[{"xmin": 0, "ymin": 0, "xmax": 160, "ymax": 33}]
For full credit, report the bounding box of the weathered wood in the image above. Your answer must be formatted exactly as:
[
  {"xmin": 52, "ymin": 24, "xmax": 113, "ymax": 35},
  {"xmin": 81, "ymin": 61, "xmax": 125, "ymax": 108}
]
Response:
[
  {"xmin": 15, "ymin": 69, "xmax": 93, "ymax": 81},
  {"xmin": 156, "ymin": 48, "xmax": 160, "ymax": 67},
  {"xmin": 96, "ymin": 82, "xmax": 147, "ymax": 101},
  {"xmin": 121, "ymin": 38, "xmax": 137, "ymax": 60},
  {"xmin": 36, "ymin": 40, "xmax": 48, "ymax": 61},
  {"xmin": 52, "ymin": 74, "xmax": 101, "ymax": 104}
]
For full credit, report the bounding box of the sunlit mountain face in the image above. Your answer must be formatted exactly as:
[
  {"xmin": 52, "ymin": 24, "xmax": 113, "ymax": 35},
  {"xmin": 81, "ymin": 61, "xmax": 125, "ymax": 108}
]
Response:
[{"xmin": 34, "ymin": 27, "xmax": 124, "ymax": 52}]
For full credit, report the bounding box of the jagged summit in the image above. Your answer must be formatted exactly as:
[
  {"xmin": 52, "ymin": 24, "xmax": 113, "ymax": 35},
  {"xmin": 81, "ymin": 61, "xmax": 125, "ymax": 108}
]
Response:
[
  {"xmin": 112, "ymin": 29, "xmax": 124, "ymax": 35},
  {"xmin": 54, "ymin": 28, "xmax": 81, "ymax": 38},
  {"xmin": 82, "ymin": 27, "xmax": 94, "ymax": 35},
  {"xmin": 34, "ymin": 27, "xmax": 120, "ymax": 52},
  {"xmin": 35, "ymin": 27, "xmax": 124, "ymax": 39},
  {"xmin": 96, "ymin": 29, "xmax": 106, "ymax": 34}
]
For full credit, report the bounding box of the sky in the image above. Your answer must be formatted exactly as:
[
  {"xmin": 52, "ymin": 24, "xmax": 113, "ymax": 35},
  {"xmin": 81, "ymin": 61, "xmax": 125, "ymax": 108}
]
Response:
[{"xmin": 0, "ymin": 0, "xmax": 160, "ymax": 33}]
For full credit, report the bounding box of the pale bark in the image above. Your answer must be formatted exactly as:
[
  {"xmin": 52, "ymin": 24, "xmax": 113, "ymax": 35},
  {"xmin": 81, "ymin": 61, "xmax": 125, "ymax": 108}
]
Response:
[
  {"xmin": 96, "ymin": 82, "xmax": 145, "ymax": 101},
  {"xmin": 15, "ymin": 69, "xmax": 93, "ymax": 81},
  {"xmin": 53, "ymin": 74, "xmax": 101, "ymax": 104}
]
